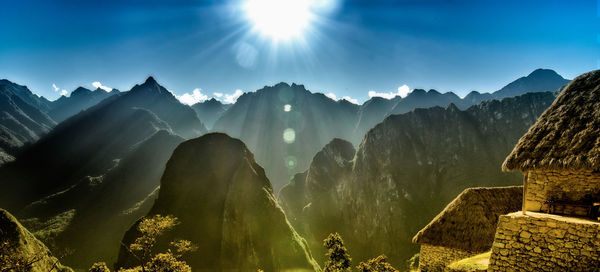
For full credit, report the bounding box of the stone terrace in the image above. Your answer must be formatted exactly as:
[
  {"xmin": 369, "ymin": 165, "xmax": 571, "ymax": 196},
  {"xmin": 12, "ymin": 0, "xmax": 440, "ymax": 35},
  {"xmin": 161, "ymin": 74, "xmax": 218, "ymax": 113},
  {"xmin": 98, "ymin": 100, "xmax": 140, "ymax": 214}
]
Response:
[{"xmin": 488, "ymin": 212, "xmax": 600, "ymax": 271}]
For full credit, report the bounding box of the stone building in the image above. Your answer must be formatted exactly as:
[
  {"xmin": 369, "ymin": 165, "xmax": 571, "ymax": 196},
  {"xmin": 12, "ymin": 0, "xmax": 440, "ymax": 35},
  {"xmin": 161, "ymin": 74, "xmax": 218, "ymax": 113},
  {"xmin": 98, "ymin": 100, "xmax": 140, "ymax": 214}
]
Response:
[
  {"xmin": 489, "ymin": 70, "xmax": 600, "ymax": 271},
  {"xmin": 412, "ymin": 186, "xmax": 522, "ymax": 271}
]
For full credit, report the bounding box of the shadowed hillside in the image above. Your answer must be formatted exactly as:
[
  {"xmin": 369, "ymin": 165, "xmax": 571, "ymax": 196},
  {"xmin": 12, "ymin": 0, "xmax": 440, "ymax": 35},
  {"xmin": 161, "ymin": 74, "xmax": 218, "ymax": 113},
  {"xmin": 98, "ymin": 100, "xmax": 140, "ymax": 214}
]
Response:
[
  {"xmin": 19, "ymin": 130, "xmax": 184, "ymax": 268},
  {"xmin": 117, "ymin": 133, "xmax": 320, "ymax": 272},
  {"xmin": 0, "ymin": 80, "xmax": 56, "ymax": 161},
  {"xmin": 0, "ymin": 209, "xmax": 72, "ymax": 272}
]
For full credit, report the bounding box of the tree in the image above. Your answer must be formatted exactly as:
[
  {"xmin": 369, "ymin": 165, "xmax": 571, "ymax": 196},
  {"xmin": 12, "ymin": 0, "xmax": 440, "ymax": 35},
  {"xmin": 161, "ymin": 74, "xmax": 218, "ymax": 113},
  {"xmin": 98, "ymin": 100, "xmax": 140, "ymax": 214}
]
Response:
[
  {"xmin": 114, "ymin": 214, "xmax": 195, "ymax": 272},
  {"xmin": 89, "ymin": 262, "xmax": 111, "ymax": 272},
  {"xmin": 322, "ymin": 233, "xmax": 352, "ymax": 272},
  {"xmin": 356, "ymin": 255, "xmax": 398, "ymax": 272},
  {"xmin": 129, "ymin": 214, "xmax": 179, "ymax": 268},
  {"xmin": 145, "ymin": 253, "xmax": 190, "ymax": 272}
]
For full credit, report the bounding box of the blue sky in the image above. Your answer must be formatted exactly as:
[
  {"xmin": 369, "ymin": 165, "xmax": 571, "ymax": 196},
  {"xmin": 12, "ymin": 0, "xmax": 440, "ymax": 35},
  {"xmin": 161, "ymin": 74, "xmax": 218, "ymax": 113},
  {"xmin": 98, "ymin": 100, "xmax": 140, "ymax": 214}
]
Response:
[{"xmin": 1, "ymin": 0, "xmax": 598, "ymax": 103}]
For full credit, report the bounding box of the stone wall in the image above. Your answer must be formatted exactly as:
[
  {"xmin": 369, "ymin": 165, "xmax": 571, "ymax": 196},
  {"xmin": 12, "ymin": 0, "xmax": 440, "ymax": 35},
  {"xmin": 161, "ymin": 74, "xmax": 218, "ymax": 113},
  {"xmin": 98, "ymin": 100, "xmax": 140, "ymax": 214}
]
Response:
[
  {"xmin": 525, "ymin": 170, "xmax": 600, "ymax": 216},
  {"xmin": 488, "ymin": 212, "xmax": 600, "ymax": 271},
  {"xmin": 418, "ymin": 244, "xmax": 475, "ymax": 272}
]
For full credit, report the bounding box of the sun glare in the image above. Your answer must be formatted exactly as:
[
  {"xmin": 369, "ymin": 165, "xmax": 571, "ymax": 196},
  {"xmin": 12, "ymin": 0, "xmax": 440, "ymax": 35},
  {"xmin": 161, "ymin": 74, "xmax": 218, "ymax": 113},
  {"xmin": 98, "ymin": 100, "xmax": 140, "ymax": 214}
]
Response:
[{"xmin": 244, "ymin": 0, "xmax": 314, "ymax": 41}]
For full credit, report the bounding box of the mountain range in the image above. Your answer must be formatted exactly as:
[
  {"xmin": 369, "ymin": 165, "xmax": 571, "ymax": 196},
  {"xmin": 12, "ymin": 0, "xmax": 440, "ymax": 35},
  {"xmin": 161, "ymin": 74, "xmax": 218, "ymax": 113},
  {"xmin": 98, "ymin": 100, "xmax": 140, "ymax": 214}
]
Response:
[
  {"xmin": 212, "ymin": 69, "xmax": 569, "ymax": 189},
  {"xmin": 0, "ymin": 68, "xmax": 569, "ymax": 269},
  {"xmin": 279, "ymin": 91, "xmax": 557, "ymax": 267},
  {"xmin": 48, "ymin": 87, "xmax": 120, "ymax": 123}
]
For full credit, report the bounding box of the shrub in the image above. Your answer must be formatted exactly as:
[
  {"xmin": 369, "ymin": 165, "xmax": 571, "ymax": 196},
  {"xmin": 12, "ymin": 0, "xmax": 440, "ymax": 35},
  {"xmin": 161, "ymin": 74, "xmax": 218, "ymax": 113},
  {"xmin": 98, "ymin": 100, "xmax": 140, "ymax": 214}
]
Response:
[
  {"xmin": 89, "ymin": 262, "xmax": 111, "ymax": 272},
  {"xmin": 323, "ymin": 233, "xmax": 352, "ymax": 272},
  {"xmin": 356, "ymin": 255, "xmax": 398, "ymax": 272}
]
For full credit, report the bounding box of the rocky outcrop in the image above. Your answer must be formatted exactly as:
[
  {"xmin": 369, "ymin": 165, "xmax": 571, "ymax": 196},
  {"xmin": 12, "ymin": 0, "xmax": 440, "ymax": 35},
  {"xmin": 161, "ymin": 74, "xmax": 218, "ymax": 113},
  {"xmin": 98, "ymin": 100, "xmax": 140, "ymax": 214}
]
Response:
[
  {"xmin": 279, "ymin": 92, "xmax": 557, "ymax": 267},
  {"xmin": 0, "ymin": 209, "xmax": 72, "ymax": 272},
  {"xmin": 117, "ymin": 133, "xmax": 320, "ymax": 272},
  {"xmin": 278, "ymin": 138, "xmax": 355, "ymax": 259}
]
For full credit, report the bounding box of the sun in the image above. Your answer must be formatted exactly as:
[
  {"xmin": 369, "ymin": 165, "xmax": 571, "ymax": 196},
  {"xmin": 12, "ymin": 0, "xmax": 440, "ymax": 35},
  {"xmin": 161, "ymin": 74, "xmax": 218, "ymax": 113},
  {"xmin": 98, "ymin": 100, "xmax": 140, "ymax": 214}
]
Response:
[{"xmin": 244, "ymin": 0, "xmax": 314, "ymax": 41}]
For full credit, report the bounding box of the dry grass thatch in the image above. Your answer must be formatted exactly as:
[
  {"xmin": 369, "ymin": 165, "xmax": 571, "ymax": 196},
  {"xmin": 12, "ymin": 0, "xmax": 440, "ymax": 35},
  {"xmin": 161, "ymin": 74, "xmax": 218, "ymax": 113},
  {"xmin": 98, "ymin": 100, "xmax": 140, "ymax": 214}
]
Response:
[
  {"xmin": 412, "ymin": 186, "xmax": 522, "ymax": 252},
  {"xmin": 503, "ymin": 70, "xmax": 600, "ymax": 172}
]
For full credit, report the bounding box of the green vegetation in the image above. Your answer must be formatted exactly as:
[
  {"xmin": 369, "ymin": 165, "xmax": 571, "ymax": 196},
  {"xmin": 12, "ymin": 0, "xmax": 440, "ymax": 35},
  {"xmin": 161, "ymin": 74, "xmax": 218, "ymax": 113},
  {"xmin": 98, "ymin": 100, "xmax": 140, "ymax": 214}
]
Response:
[
  {"xmin": 21, "ymin": 209, "xmax": 76, "ymax": 245},
  {"xmin": 406, "ymin": 253, "xmax": 419, "ymax": 271},
  {"xmin": 89, "ymin": 262, "xmax": 111, "ymax": 272},
  {"xmin": 356, "ymin": 255, "xmax": 398, "ymax": 272},
  {"xmin": 89, "ymin": 214, "xmax": 195, "ymax": 272},
  {"xmin": 0, "ymin": 240, "xmax": 43, "ymax": 272},
  {"xmin": 323, "ymin": 233, "xmax": 399, "ymax": 272},
  {"xmin": 447, "ymin": 251, "xmax": 491, "ymax": 272},
  {"xmin": 323, "ymin": 233, "xmax": 352, "ymax": 272}
]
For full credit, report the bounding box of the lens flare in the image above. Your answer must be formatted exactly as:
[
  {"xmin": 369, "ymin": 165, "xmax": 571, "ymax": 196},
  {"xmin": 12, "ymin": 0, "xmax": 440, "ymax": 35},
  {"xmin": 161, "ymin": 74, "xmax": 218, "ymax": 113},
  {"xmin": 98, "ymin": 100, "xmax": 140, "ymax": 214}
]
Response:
[{"xmin": 283, "ymin": 128, "xmax": 296, "ymax": 143}]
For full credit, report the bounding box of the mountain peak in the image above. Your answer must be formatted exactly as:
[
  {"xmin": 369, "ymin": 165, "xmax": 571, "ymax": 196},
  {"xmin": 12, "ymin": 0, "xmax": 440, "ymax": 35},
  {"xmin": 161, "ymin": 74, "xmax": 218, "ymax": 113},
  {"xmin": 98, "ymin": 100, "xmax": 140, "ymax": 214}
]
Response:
[
  {"xmin": 117, "ymin": 132, "xmax": 320, "ymax": 271},
  {"xmin": 447, "ymin": 103, "xmax": 460, "ymax": 112},
  {"xmin": 493, "ymin": 68, "xmax": 570, "ymax": 99},
  {"xmin": 71, "ymin": 87, "xmax": 92, "ymax": 97},
  {"xmin": 274, "ymin": 82, "xmax": 291, "ymax": 89},
  {"xmin": 291, "ymin": 83, "xmax": 306, "ymax": 91},
  {"xmin": 144, "ymin": 76, "xmax": 157, "ymax": 84},
  {"xmin": 528, "ymin": 68, "xmax": 561, "ymax": 78},
  {"xmin": 130, "ymin": 76, "xmax": 167, "ymax": 95}
]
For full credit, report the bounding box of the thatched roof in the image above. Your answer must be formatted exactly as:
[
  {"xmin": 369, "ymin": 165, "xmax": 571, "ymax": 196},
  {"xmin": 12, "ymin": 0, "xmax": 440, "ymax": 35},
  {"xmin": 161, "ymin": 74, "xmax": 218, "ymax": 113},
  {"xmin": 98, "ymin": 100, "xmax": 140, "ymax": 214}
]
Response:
[
  {"xmin": 503, "ymin": 70, "xmax": 600, "ymax": 172},
  {"xmin": 412, "ymin": 186, "xmax": 522, "ymax": 252}
]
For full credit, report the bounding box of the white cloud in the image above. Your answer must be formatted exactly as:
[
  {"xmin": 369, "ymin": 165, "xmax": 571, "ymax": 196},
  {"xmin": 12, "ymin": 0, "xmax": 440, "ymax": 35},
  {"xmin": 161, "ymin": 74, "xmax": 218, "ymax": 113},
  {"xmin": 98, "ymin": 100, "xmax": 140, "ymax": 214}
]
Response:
[
  {"xmin": 397, "ymin": 84, "xmax": 411, "ymax": 97},
  {"xmin": 341, "ymin": 96, "xmax": 359, "ymax": 104},
  {"xmin": 175, "ymin": 88, "xmax": 209, "ymax": 105},
  {"xmin": 223, "ymin": 89, "xmax": 244, "ymax": 104},
  {"xmin": 368, "ymin": 84, "xmax": 412, "ymax": 99},
  {"xmin": 325, "ymin": 92, "xmax": 338, "ymax": 100},
  {"xmin": 53, "ymin": 83, "xmax": 68, "ymax": 96},
  {"xmin": 325, "ymin": 92, "xmax": 359, "ymax": 104},
  {"xmin": 213, "ymin": 92, "xmax": 223, "ymax": 98},
  {"xmin": 92, "ymin": 81, "xmax": 113, "ymax": 92}
]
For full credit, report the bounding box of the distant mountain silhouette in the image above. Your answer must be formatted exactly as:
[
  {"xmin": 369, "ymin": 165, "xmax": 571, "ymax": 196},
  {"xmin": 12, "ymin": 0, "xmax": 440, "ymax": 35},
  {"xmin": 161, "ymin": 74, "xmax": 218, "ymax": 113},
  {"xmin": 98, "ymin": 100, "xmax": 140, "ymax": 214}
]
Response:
[
  {"xmin": 102, "ymin": 77, "xmax": 207, "ymax": 138},
  {"xmin": 48, "ymin": 87, "xmax": 120, "ymax": 122},
  {"xmin": 353, "ymin": 69, "xmax": 569, "ymax": 143},
  {"xmin": 0, "ymin": 79, "xmax": 53, "ymax": 112},
  {"xmin": 117, "ymin": 133, "xmax": 320, "ymax": 271},
  {"xmin": 492, "ymin": 68, "xmax": 570, "ymax": 98},
  {"xmin": 279, "ymin": 91, "xmax": 557, "ymax": 267},
  {"xmin": 192, "ymin": 98, "xmax": 230, "ymax": 129},
  {"xmin": 0, "ymin": 80, "xmax": 56, "ymax": 161},
  {"xmin": 212, "ymin": 82, "xmax": 359, "ymax": 190},
  {"xmin": 0, "ymin": 100, "xmax": 172, "ymax": 210}
]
